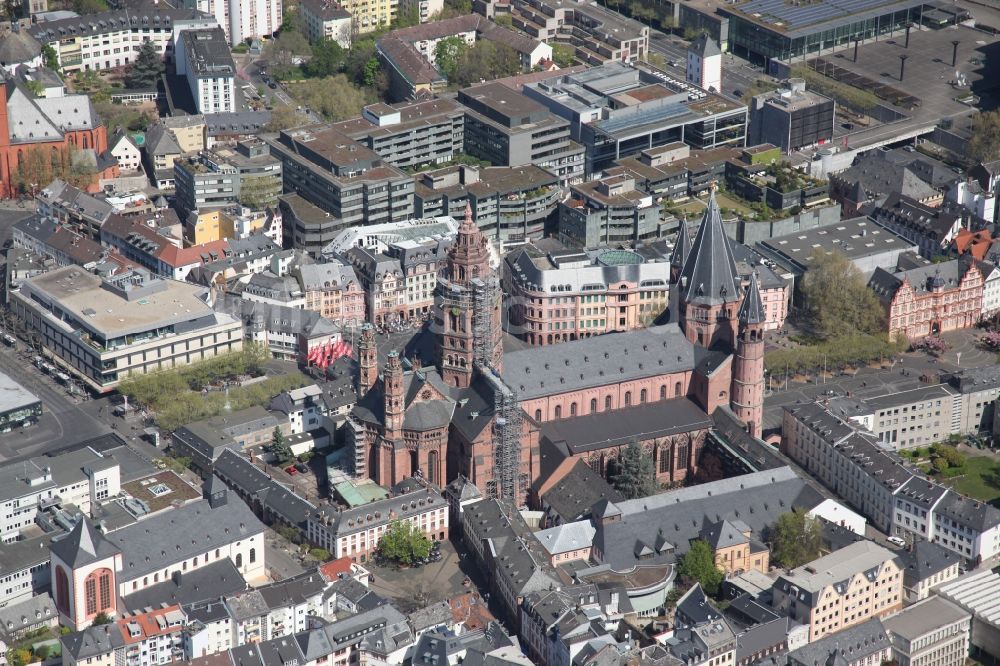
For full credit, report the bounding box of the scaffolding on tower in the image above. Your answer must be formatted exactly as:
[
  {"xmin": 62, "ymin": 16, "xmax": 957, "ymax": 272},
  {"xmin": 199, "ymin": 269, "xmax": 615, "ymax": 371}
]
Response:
[{"xmin": 481, "ymin": 367, "xmax": 523, "ymax": 503}]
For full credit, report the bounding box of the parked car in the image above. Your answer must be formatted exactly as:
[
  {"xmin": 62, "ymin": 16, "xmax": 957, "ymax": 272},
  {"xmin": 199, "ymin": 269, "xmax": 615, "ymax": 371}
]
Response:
[
  {"xmin": 295, "ymin": 463, "xmax": 308, "ymax": 473},
  {"xmin": 285, "ymin": 465, "xmax": 298, "ymax": 476},
  {"xmin": 887, "ymin": 536, "xmax": 906, "ymax": 547}
]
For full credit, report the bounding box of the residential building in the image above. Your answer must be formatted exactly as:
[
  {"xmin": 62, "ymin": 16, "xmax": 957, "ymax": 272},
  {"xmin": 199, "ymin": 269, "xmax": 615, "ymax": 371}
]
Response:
[
  {"xmin": 748, "ymin": 79, "xmax": 835, "ymax": 152},
  {"xmin": 306, "ymin": 480, "xmax": 448, "ymax": 561},
  {"xmin": 503, "ymin": 240, "xmax": 670, "ymax": 345},
  {"xmin": 377, "ymin": 16, "xmax": 550, "ymax": 101},
  {"xmin": 215, "ymin": 293, "xmax": 339, "ymax": 362},
  {"xmin": 0, "ymin": 535, "xmax": 53, "ymax": 607},
  {"xmin": 0, "ymin": 445, "xmax": 121, "ymax": 543},
  {"xmin": 770, "ymin": 541, "xmax": 902, "ymax": 641},
  {"xmin": 868, "ymin": 257, "xmax": 985, "ymax": 340},
  {"xmin": 484, "ymin": 0, "xmax": 648, "ymax": 67},
  {"xmin": 872, "ymin": 194, "xmax": 965, "ymax": 259},
  {"xmin": 27, "ymin": 7, "xmax": 216, "ymax": 74},
  {"xmin": 109, "ymin": 130, "xmax": 142, "ymax": 174},
  {"xmin": 458, "ymin": 83, "xmax": 585, "ymax": 186},
  {"xmin": 299, "ymin": 0, "xmax": 351, "ymax": 46},
  {"xmin": 143, "ymin": 124, "xmax": 184, "ymax": 190},
  {"xmin": 180, "ymin": 0, "xmax": 281, "ymax": 45},
  {"xmin": 951, "ymin": 365, "xmax": 1000, "ymax": 433},
  {"xmin": 331, "ymin": 99, "xmax": 465, "ymax": 170},
  {"xmin": 413, "ymin": 164, "xmax": 561, "ymax": 243},
  {"xmin": 786, "ymin": 618, "xmax": 892, "ymax": 666},
  {"xmin": 883, "ymin": 596, "xmax": 971, "ymax": 666},
  {"xmin": 687, "ymin": 34, "xmax": 721, "ymax": 92},
  {"xmin": 896, "ymin": 540, "xmax": 961, "ymax": 604},
  {"xmin": 557, "ymin": 174, "xmax": 660, "ymax": 247},
  {"xmin": 205, "ymin": 110, "xmax": 270, "ymax": 148},
  {"xmin": 9, "ymin": 266, "xmax": 242, "ymax": 392},
  {"xmin": 522, "ymin": 63, "xmax": 748, "ymax": 176},
  {"xmin": 213, "ymin": 449, "xmax": 317, "ymax": 531},
  {"xmin": 825, "ymin": 383, "xmax": 961, "ymax": 449},
  {"xmin": 0, "ymin": 595, "xmax": 57, "ymax": 645},
  {"xmin": 99, "ymin": 212, "xmax": 232, "ymax": 281},
  {"xmin": 34, "ymin": 180, "xmax": 114, "ymax": 237},
  {"xmin": 266, "ymin": 126, "xmax": 415, "ymax": 232},
  {"xmin": 278, "ymin": 194, "xmax": 351, "ymax": 257},
  {"xmin": 295, "ymin": 261, "xmax": 366, "ymax": 327},
  {"xmin": 174, "ymin": 141, "xmax": 282, "ymax": 219},
  {"xmin": 175, "ymin": 28, "xmax": 236, "ymax": 114},
  {"xmin": 160, "ymin": 115, "xmax": 209, "ymax": 154}
]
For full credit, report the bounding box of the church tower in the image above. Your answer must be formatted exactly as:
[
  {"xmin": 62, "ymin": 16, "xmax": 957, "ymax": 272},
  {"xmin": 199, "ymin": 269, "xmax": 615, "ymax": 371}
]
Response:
[
  {"xmin": 383, "ymin": 351, "xmax": 404, "ymax": 442},
  {"xmin": 677, "ymin": 189, "xmax": 743, "ymax": 350},
  {"xmin": 670, "ymin": 216, "xmax": 692, "ymax": 284},
  {"xmin": 357, "ymin": 323, "xmax": 378, "ymax": 394},
  {"xmin": 437, "ymin": 204, "xmax": 501, "ymax": 388},
  {"xmin": 50, "ymin": 517, "xmax": 123, "ymax": 631},
  {"xmin": 731, "ymin": 272, "xmax": 766, "ymax": 437}
]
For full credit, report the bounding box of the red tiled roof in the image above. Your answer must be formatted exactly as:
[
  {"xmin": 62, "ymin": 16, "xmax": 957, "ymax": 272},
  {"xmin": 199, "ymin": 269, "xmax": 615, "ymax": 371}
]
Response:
[
  {"xmin": 319, "ymin": 557, "xmax": 355, "ymax": 581},
  {"xmin": 157, "ymin": 239, "xmax": 230, "ymax": 268},
  {"xmin": 954, "ymin": 228, "xmax": 995, "ymax": 261}
]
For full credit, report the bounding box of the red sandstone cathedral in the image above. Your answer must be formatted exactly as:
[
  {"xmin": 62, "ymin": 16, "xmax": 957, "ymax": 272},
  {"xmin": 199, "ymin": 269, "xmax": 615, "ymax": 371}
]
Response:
[{"xmin": 349, "ymin": 195, "xmax": 767, "ymax": 505}]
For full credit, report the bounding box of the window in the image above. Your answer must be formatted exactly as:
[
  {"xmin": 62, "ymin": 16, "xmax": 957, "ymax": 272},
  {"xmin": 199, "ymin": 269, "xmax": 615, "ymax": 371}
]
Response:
[
  {"xmin": 236, "ymin": 553, "xmax": 243, "ymax": 568},
  {"xmin": 675, "ymin": 381, "xmax": 682, "ymax": 397},
  {"xmin": 660, "ymin": 385, "xmax": 667, "ymax": 400},
  {"xmin": 640, "ymin": 389, "xmax": 647, "ymax": 403},
  {"xmin": 605, "ymin": 396, "xmax": 612, "ymax": 410},
  {"xmin": 84, "ymin": 568, "xmax": 113, "ymax": 617},
  {"xmin": 249, "ymin": 548, "xmax": 256, "ymax": 564},
  {"xmin": 55, "ymin": 567, "xmax": 69, "ymax": 614},
  {"xmin": 535, "ymin": 409, "xmax": 542, "ymax": 421},
  {"xmin": 625, "ymin": 391, "xmax": 632, "ymax": 406},
  {"xmin": 555, "ymin": 405, "xmax": 562, "ymax": 418},
  {"xmin": 590, "ymin": 398, "xmax": 598, "ymax": 412},
  {"xmin": 570, "ymin": 402, "xmax": 577, "ymax": 416}
]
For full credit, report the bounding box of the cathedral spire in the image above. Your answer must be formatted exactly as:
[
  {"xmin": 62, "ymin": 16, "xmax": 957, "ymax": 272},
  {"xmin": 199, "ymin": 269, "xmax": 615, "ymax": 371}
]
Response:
[
  {"xmin": 678, "ymin": 189, "xmax": 741, "ymax": 306},
  {"xmin": 738, "ymin": 272, "xmax": 767, "ymax": 326},
  {"xmin": 670, "ymin": 216, "xmax": 692, "ymax": 283}
]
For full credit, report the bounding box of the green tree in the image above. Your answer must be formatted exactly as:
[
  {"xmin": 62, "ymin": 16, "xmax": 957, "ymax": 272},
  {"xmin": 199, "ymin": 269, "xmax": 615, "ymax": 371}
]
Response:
[
  {"xmin": 276, "ymin": 524, "xmax": 304, "ymax": 544},
  {"xmin": 678, "ymin": 541, "xmax": 724, "ymax": 595},
  {"xmin": 295, "ymin": 74, "xmax": 372, "ymax": 121},
  {"xmin": 494, "ymin": 13, "xmax": 512, "ymax": 27},
  {"xmin": 310, "ymin": 547, "xmax": 331, "ymax": 560},
  {"xmin": 92, "ymin": 611, "xmax": 113, "ymax": 625},
  {"xmin": 238, "ymin": 173, "xmax": 282, "ymax": 210},
  {"xmin": 768, "ymin": 509, "xmax": 823, "ymax": 569},
  {"xmin": 34, "ymin": 645, "xmax": 51, "ymax": 661},
  {"xmin": 933, "ymin": 457, "xmax": 949, "ymax": 473},
  {"xmin": 72, "ymin": 0, "xmax": 108, "ymax": 12},
  {"xmin": 450, "ymin": 41, "xmax": 521, "ymax": 87},
  {"xmin": 968, "ymin": 111, "xmax": 1000, "ymax": 164},
  {"xmin": 305, "ymin": 39, "xmax": 345, "ymax": 78},
  {"xmin": 610, "ymin": 440, "xmax": 658, "ymax": 499},
  {"xmin": 344, "ymin": 37, "xmax": 377, "ymax": 86},
  {"xmin": 551, "ymin": 43, "xmax": 575, "ymax": 68},
  {"xmin": 799, "ymin": 248, "xmax": 885, "ymax": 340},
  {"xmin": 269, "ymin": 427, "xmax": 292, "ymax": 464},
  {"xmin": 435, "ymin": 36, "xmax": 468, "ymax": 78},
  {"xmin": 378, "ymin": 520, "xmax": 432, "ymax": 564},
  {"xmin": 8, "ymin": 648, "xmax": 31, "ymax": 666},
  {"xmin": 42, "ymin": 43, "xmax": 60, "ymax": 71},
  {"xmin": 125, "ymin": 40, "xmax": 164, "ymax": 89},
  {"xmin": 394, "ymin": 3, "xmax": 420, "ymax": 27},
  {"xmin": 265, "ymin": 105, "xmax": 306, "ymax": 132}
]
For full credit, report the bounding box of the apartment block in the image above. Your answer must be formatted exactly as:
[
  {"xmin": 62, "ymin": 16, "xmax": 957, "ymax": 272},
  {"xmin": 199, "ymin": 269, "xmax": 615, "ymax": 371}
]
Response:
[
  {"xmin": 182, "ymin": 0, "xmax": 281, "ymax": 45},
  {"xmin": 266, "ymin": 126, "xmax": 415, "ymax": 233},
  {"xmin": 558, "ymin": 174, "xmax": 660, "ymax": 247},
  {"xmin": 27, "ymin": 7, "xmax": 216, "ymax": 73},
  {"xmin": 414, "ymin": 164, "xmax": 561, "ymax": 243},
  {"xmin": 787, "ymin": 618, "xmax": 892, "ymax": 666},
  {"xmin": 331, "ymin": 99, "xmax": 464, "ymax": 170},
  {"xmin": 503, "ymin": 239, "xmax": 669, "ymax": 346},
  {"xmin": 174, "ymin": 141, "xmax": 282, "ymax": 219},
  {"xmin": 747, "ymin": 79, "xmax": 835, "ymax": 152},
  {"xmin": 883, "ymin": 596, "xmax": 971, "ymax": 666},
  {"xmin": 826, "ymin": 383, "xmax": 962, "ymax": 450},
  {"xmin": 10, "ymin": 266, "xmax": 242, "ymax": 392},
  {"xmin": 771, "ymin": 541, "xmax": 902, "ymax": 641},
  {"xmin": 175, "ymin": 28, "xmax": 237, "ymax": 114},
  {"xmin": 458, "ymin": 83, "xmax": 585, "ymax": 186},
  {"xmin": 299, "ymin": 0, "xmax": 352, "ymax": 46}
]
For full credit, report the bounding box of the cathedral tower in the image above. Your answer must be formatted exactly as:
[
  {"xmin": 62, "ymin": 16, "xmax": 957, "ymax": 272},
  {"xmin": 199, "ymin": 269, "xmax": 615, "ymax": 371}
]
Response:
[
  {"xmin": 50, "ymin": 517, "xmax": 123, "ymax": 631},
  {"xmin": 731, "ymin": 272, "xmax": 766, "ymax": 437},
  {"xmin": 677, "ymin": 190, "xmax": 743, "ymax": 350},
  {"xmin": 358, "ymin": 323, "xmax": 378, "ymax": 394},
  {"xmin": 383, "ymin": 351, "xmax": 404, "ymax": 442}
]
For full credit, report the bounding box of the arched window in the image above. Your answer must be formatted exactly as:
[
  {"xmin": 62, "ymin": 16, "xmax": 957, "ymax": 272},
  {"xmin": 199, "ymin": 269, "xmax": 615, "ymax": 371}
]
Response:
[
  {"xmin": 249, "ymin": 548, "xmax": 256, "ymax": 564},
  {"xmin": 535, "ymin": 409, "xmax": 542, "ymax": 421},
  {"xmin": 215, "ymin": 548, "xmax": 220, "ymax": 558},
  {"xmin": 555, "ymin": 405, "xmax": 562, "ymax": 419},
  {"xmin": 675, "ymin": 381, "xmax": 682, "ymax": 397},
  {"xmin": 659, "ymin": 445, "xmax": 671, "ymax": 474},
  {"xmin": 660, "ymin": 385, "xmax": 666, "ymax": 400},
  {"xmin": 590, "ymin": 398, "xmax": 597, "ymax": 413},
  {"xmin": 55, "ymin": 566, "xmax": 70, "ymax": 614},
  {"xmin": 605, "ymin": 395, "xmax": 612, "ymax": 410},
  {"xmin": 427, "ymin": 450, "xmax": 438, "ymax": 485},
  {"xmin": 570, "ymin": 402, "xmax": 577, "ymax": 416},
  {"xmin": 83, "ymin": 568, "xmax": 113, "ymax": 617},
  {"xmin": 640, "ymin": 389, "xmax": 647, "ymax": 404},
  {"xmin": 624, "ymin": 391, "xmax": 632, "ymax": 406},
  {"xmin": 236, "ymin": 553, "xmax": 243, "ymax": 568}
]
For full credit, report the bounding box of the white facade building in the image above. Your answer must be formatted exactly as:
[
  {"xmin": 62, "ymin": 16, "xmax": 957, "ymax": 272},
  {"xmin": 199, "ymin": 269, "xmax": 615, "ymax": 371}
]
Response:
[
  {"xmin": 182, "ymin": 0, "xmax": 281, "ymax": 45},
  {"xmin": 175, "ymin": 28, "xmax": 237, "ymax": 114},
  {"xmin": 687, "ymin": 34, "xmax": 721, "ymax": 93}
]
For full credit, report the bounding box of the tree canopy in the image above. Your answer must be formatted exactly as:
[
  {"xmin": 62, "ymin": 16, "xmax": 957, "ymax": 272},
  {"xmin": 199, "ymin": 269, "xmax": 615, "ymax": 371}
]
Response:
[
  {"xmin": 378, "ymin": 520, "xmax": 432, "ymax": 564},
  {"xmin": 450, "ymin": 41, "xmax": 521, "ymax": 87},
  {"xmin": 799, "ymin": 247, "xmax": 885, "ymax": 339},
  {"xmin": 293, "ymin": 75, "xmax": 372, "ymax": 121},
  {"xmin": 435, "ymin": 36, "xmax": 468, "ymax": 79},
  {"xmin": 551, "ymin": 43, "xmax": 575, "ymax": 68},
  {"xmin": 305, "ymin": 39, "xmax": 345, "ymax": 78},
  {"xmin": 610, "ymin": 440, "xmax": 658, "ymax": 499},
  {"xmin": 125, "ymin": 40, "xmax": 163, "ymax": 89},
  {"xmin": 969, "ymin": 111, "xmax": 1000, "ymax": 164},
  {"xmin": 768, "ymin": 509, "xmax": 823, "ymax": 569},
  {"xmin": 678, "ymin": 540, "xmax": 724, "ymax": 595}
]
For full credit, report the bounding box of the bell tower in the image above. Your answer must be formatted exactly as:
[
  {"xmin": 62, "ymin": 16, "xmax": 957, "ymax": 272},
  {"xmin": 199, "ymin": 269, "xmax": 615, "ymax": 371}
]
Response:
[
  {"xmin": 731, "ymin": 273, "xmax": 766, "ymax": 437},
  {"xmin": 357, "ymin": 323, "xmax": 378, "ymax": 394},
  {"xmin": 50, "ymin": 517, "xmax": 122, "ymax": 631}
]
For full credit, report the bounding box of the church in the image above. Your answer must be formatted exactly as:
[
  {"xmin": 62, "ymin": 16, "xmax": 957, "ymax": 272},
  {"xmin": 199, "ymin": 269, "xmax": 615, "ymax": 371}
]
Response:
[{"xmin": 348, "ymin": 193, "xmax": 767, "ymax": 506}]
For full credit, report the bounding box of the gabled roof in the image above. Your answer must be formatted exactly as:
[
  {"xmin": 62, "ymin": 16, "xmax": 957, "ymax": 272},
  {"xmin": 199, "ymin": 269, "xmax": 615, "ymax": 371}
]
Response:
[
  {"xmin": 679, "ymin": 191, "xmax": 741, "ymax": 306},
  {"xmin": 698, "ymin": 519, "xmax": 748, "ymax": 550},
  {"xmin": 50, "ymin": 516, "xmax": 120, "ymax": 569}
]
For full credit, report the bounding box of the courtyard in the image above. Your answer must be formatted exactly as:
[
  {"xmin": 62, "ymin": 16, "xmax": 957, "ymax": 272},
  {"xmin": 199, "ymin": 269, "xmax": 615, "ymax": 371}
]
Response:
[{"xmin": 366, "ymin": 539, "xmax": 483, "ymax": 614}]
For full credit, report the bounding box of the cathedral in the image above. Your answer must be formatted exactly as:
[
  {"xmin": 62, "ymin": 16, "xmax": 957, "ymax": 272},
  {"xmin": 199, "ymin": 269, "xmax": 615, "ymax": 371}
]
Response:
[{"xmin": 348, "ymin": 194, "xmax": 767, "ymax": 505}]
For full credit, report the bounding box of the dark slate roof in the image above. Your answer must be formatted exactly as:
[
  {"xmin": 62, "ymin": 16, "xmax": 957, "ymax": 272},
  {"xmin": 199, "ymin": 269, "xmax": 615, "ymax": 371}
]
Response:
[
  {"xmin": 257, "ymin": 571, "xmax": 327, "ymax": 611},
  {"xmin": 699, "ymin": 520, "xmax": 748, "ymax": 550},
  {"xmin": 503, "ymin": 324, "xmax": 697, "ymax": 400},
  {"xmin": 540, "ymin": 397, "xmax": 712, "ymax": 454},
  {"xmin": 935, "ymin": 491, "xmax": 1000, "ymax": 532},
  {"xmin": 119, "ymin": 558, "xmax": 247, "ymax": 613},
  {"xmin": 689, "ymin": 34, "xmax": 720, "ymax": 58},
  {"xmin": 676, "ymin": 584, "xmax": 721, "ymax": 627},
  {"xmin": 257, "ymin": 634, "xmax": 307, "ymax": 666},
  {"xmin": 735, "ymin": 617, "xmax": 791, "ymax": 663},
  {"xmin": 62, "ymin": 622, "xmax": 125, "ymax": 661},
  {"xmin": 787, "ymin": 618, "xmax": 889, "ymax": 666},
  {"xmin": 50, "ymin": 517, "xmax": 120, "ymax": 569},
  {"xmin": 352, "ymin": 368, "xmax": 456, "ymax": 431},
  {"xmin": 537, "ymin": 459, "xmax": 623, "ymax": 524},
  {"xmin": 679, "ymin": 192, "xmax": 741, "ymax": 306},
  {"xmin": 0, "ymin": 29, "xmax": 41, "ymax": 64},
  {"xmin": 896, "ymin": 539, "xmax": 960, "ymax": 584},
  {"xmin": 737, "ymin": 273, "xmax": 766, "ymax": 325},
  {"xmin": 670, "ymin": 217, "xmax": 692, "ymax": 270},
  {"xmin": 214, "ymin": 448, "xmax": 316, "ymax": 528}
]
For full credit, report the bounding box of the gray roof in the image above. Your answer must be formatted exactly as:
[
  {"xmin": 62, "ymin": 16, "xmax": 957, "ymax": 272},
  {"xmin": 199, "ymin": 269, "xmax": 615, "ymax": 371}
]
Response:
[
  {"xmin": 0, "ymin": 535, "xmax": 54, "ymax": 575},
  {"xmin": 670, "ymin": 217, "xmax": 692, "ymax": 269},
  {"xmin": 258, "ymin": 635, "xmax": 307, "ymax": 666},
  {"xmin": 896, "ymin": 539, "xmax": 959, "ymax": 585},
  {"xmin": 773, "ymin": 541, "xmax": 896, "ymax": 601},
  {"xmin": 106, "ymin": 494, "xmax": 264, "ymax": 583},
  {"xmin": 935, "ymin": 490, "xmax": 1000, "ymax": 532},
  {"xmin": 881, "ymin": 596, "xmax": 969, "ymax": 641},
  {"xmin": 676, "ymin": 584, "xmax": 721, "ymax": 627},
  {"xmin": 868, "ymin": 258, "xmax": 974, "ymax": 304},
  {"xmin": 205, "ymin": 110, "xmax": 270, "ymax": 136},
  {"xmin": 787, "ymin": 618, "xmax": 889, "ymax": 666},
  {"xmin": 689, "ymin": 34, "xmax": 720, "ymax": 58},
  {"xmin": 181, "ymin": 27, "xmax": 235, "ymax": 77},
  {"xmin": 214, "ymin": 448, "xmax": 316, "ymax": 527},
  {"xmin": 503, "ymin": 324, "xmax": 696, "ymax": 400},
  {"xmin": 297, "ymin": 261, "xmax": 359, "ymax": 291},
  {"xmin": 311, "ymin": 480, "xmax": 445, "ymax": 539},
  {"xmin": 257, "ymin": 570, "xmax": 327, "ymax": 612},
  {"xmin": 699, "ymin": 520, "xmax": 748, "ymax": 550},
  {"xmin": 737, "ymin": 273, "xmax": 766, "ymax": 325},
  {"xmin": 734, "ymin": 617, "xmax": 792, "ymax": 664},
  {"xmin": 219, "ymin": 294, "xmax": 339, "ymax": 339},
  {"xmin": 226, "ymin": 589, "xmax": 269, "ymax": 622},
  {"xmin": 540, "ymin": 397, "xmax": 712, "ymax": 454},
  {"xmin": 537, "ymin": 459, "xmax": 622, "ymax": 524},
  {"xmin": 62, "ymin": 622, "xmax": 125, "ymax": 661},
  {"xmin": 50, "ymin": 517, "xmax": 120, "ymax": 569},
  {"xmin": 679, "ymin": 192, "xmax": 741, "ymax": 306},
  {"xmin": 120, "ymin": 558, "xmax": 247, "ymax": 613},
  {"xmin": 0, "ymin": 29, "xmax": 41, "ymax": 64},
  {"xmin": 0, "ymin": 371, "xmax": 39, "ymax": 412},
  {"xmin": 0, "ymin": 593, "xmax": 56, "ymax": 639},
  {"xmin": 144, "ymin": 122, "xmax": 182, "ymax": 156},
  {"xmin": 352, "ymin": 368, "xmax": 455, "ymax": 431}
]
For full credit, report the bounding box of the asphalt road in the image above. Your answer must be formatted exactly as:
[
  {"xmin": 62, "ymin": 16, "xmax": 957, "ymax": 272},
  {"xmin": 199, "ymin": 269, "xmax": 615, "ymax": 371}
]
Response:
[{"xmin": 648, "ymin": 31, "xmax": 767, "ymax": 99}]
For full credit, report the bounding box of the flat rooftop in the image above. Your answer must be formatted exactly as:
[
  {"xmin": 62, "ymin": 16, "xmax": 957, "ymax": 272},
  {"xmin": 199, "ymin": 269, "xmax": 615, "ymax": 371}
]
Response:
[
  {"xmin": 724, "ymin": 0, "xmax": 927, "ymax": 37},
  {"xmin": 0, "ymin": 372, "xmax": 40, "ymax": 413},
  {"xmin": 881, "ymin": 596, "xmax": 970, "ymax": 640},
  {"xmin": 21, "ymin": 266, "xmax": 227, "ymax": 341},
  {"xmin": 758, "ymin": 217, "xmax": 916, "ymax": 270},
  {"xmin": 183, "ymin": 27, "xmax": 235, "ymax": 76}
]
